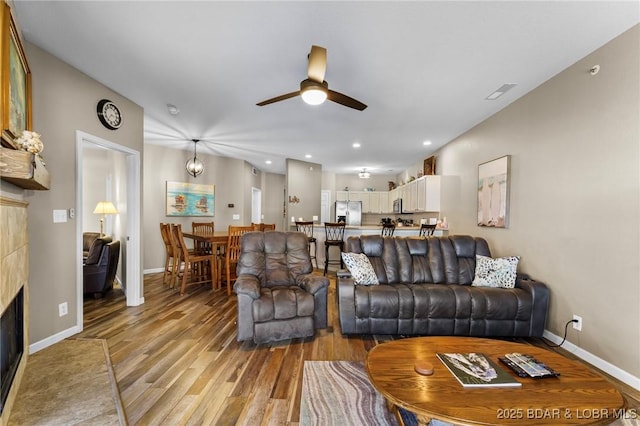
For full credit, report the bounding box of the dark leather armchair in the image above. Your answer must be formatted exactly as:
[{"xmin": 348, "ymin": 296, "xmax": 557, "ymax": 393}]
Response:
[
  {"xmin": 82, "ymin": 232, "xmax": 101, "ymax": 260},
  {"xmin": 234, "ymin": 231, "xmax": 329, "ymax": 344},
  {"xmin": 83, "ymin": 238, "xmax": 120, "ymax": 298}
]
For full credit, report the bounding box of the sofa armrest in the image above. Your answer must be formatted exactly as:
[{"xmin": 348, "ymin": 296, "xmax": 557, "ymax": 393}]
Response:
[
  {"xmin": 296, "ymin": 274, "xmax": 329, "ymax": 330},
  {"xmin": 337, "ymin": 275, "xmax": 357, "ymax": 334},
  {"xmin": 516, "ymin": 276, "xmax": 550, "ymax": 337},
  {"xmin": 336, "ymin": 269, "xmax": 352, "ymax": 279},
  {"xmin": 234, "ymin": 275, "xmax": 261, "ymax": 299},
  {"xmin": 297, "ymin": 274, "xmax": 329, "ymax": 295}
]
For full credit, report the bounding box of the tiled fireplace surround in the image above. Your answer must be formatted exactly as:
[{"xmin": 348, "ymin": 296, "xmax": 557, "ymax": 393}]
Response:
[{"xmin": 0, "ymin": 197, "xmax": 29, "ymax": 425}]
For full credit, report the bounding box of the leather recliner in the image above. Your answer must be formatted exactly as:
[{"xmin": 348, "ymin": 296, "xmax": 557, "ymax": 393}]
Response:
[
  {"xmin": 84, "ymin": 238, "xmax": 120, "ymax": 298},
  {"xmin": 337, "ymin": 235, "xmax": 549, "ymax": 337},
  {"xmin": 234, "ymin": 231, "xmax": 329, "ymax": 344}
]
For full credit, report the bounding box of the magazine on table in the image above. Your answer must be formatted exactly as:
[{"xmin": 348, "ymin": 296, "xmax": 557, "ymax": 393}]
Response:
[{"xmin": 436, "ymin": 352, "xmax": 522, "ymax": 388}]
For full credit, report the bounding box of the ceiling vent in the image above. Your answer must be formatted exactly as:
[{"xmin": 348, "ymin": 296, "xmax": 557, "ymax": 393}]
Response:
[{"xmin": 485, "ymin": 84, "xmax": 517, "ymax": 100}]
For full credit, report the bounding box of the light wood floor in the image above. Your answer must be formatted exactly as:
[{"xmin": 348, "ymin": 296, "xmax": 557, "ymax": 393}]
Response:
[{"xmin": 78, "ymin": 272, "xmax": 639, "ymax": 425}]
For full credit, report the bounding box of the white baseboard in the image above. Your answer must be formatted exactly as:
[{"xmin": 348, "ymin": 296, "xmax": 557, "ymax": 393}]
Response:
[
  {"xmin": 29, "ymin": 325, "xmax": 81, "ymax": 354},
  {"xmin": 543, "ymin": 329, "xmax": 640, "ymax": 391},
  {"xmin": 144, "ymin": 267, "xmax": 163, "ymax": 274}
]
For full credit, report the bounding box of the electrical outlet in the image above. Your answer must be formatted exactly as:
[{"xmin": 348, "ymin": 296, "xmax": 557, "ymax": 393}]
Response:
[
  {"xmin": 572, "ymin": 314, "xmax": 582, "ymax": 331},
  {"xmin": 59, "ymin": 302, "xmax": 68, "ymax": 317}
]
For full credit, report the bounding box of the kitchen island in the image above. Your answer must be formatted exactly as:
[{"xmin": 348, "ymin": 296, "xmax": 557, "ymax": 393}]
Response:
[{"xmin": 290, "ymin": 224, "xmax": 448, "ymax": 273}]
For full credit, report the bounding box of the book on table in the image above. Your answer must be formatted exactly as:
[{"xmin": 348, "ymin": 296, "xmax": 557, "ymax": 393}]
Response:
[{"xmin": 436, "ymin": 352, "xmax": 522, "ymax": 388}]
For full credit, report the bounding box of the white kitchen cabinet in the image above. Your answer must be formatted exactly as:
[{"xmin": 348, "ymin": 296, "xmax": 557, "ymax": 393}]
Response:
[
  {"xmin": 400, "ymin": 181, "xmax": 418, "ymax": 212},
  {"xmin": 415, "ymin": 175, "xmax": 441, "ymax": 212},
  {"xmin": 378, "ymin": 192, "xmax": 389, "ymax": 213},
  {"xmin": 369, "ymin": 192, "xmax": 388, "ymax": 214},
  {"xmin": 348, "ymin": 191, "xmax": 370, "ymax": 212},
  {"xmin": 388, "ymin": 188, "xmax": 399, "ymax": 212},
  {"xmin": 335, "ymin": 190, "xmax": 391, "ymax": 213}
]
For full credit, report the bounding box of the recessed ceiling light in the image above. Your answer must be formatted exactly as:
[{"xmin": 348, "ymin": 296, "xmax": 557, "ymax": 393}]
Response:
[
  {"xmin": 265, "ymin": 160, "xmax": 272, "ymax": 164},
  {"xmin": 305, "ymin": 154, "xmax": 312, "ymax": 159},
  {"xmin": 167, "ymin": 103, "xmax": 180, "ymax": 115},
  {"xmin": 423, "ymin": 141, "xmax": 432, "ymax": 146},
  {"xmin": 353, "ymin": 142, "xmax": 361, "ymax": 148},
  {"xmin": 485, "ymin": 84, "xmax": 517, "ymax": 100}
]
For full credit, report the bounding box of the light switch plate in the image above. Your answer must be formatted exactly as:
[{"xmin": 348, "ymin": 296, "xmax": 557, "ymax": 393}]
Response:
[
  {"xmin": 232, "ymin": 214, "xmax": 240, "ymax": 220},
  {"xmin": 53, "ymin": 209, "xmax": 67, "ymax": 223},
  {"xmin": 313, "ymin": 215, "xmax": 318, "ymax": 221}
]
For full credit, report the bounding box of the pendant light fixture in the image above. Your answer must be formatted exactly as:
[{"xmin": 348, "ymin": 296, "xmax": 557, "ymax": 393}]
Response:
[{"xmin": 185, "ymin": 139, "xmax": 204, "ymax": 177}]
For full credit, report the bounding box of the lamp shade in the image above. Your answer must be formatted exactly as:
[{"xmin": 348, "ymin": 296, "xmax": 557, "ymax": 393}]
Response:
[{"xmin": 93, "ymin": 201, "xmax": 118, "ymax": 215}]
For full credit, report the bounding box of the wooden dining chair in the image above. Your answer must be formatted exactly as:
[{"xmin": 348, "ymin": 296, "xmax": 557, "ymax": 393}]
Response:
[
  {"xmin": 172, "ymin": 224, "xmax": 212, "ymax": 295},
  {"xmin": 160, "ymin": 223, "xmax": 179, "ymax": 287},
  {"xmin": 262, "ymin": 223, "xmax": 276, "ymax": 231},
  {"xmin": 225, "ymin": 225, "xmax": 254, "ymax": 295},
  {"xmin": 192, "ymin": 221, "xmax": 214, "ymax": 254},
  {"xmin": 419, "ymin": 223, "xmax": 437, "ymax": 237}
]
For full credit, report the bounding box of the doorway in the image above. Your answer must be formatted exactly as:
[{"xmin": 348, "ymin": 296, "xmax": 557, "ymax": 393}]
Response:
[
  {"xmin": 75, "ymin": 131, "xmax": 142, "ymax": 332},
  {"xmin": 251, "ymin": 187, "xmax": 262, "ymax": 224}
]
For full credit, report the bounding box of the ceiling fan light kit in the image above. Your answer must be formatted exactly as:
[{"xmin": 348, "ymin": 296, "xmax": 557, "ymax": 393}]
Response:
[
  {"xmin": 257, "ymin": 45, "xmax": 367, "ymax": 111},
  {"xmin": 300, "ymin": 79, "xmax": 328, "ymax": 105},
  {"xmin": 359, "ymin": 169, "xmax": 371, "ymax": 179},
  {"xmin": 186, "ymin": 139, "xmax": 204, "ymax": 177}
]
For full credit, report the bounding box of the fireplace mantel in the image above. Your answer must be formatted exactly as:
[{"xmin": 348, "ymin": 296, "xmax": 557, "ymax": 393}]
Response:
[{"xmin": 0, "ymin": 147, "xmax": 50, "ymax": 190}]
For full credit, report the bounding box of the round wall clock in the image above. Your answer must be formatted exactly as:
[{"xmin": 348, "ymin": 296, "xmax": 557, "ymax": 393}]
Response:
[{"xmin": 96, "ymin": 99, "xmax": 122, "ymax": 130}]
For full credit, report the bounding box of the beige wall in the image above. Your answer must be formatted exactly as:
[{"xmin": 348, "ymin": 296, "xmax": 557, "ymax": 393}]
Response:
[
  {"xmin": 262, "ymin": 172, "xmax": 285, "ymax": 229},
  {"xmin": 427, "ymin": 25, "xmax": 639, "ymax": 376},
  {"xmin": 286, "ymin": 159, "xmax": 322, "ymax": 225},
  {"xmin": 24, "ymin": 43, "xmax": 144, "ymax": 344}
]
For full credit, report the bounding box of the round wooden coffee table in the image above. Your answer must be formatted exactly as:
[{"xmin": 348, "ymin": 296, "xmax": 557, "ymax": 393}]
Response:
[{"xmin": 366, "ymin": 337, "xmax": 624, "ymax": 425}]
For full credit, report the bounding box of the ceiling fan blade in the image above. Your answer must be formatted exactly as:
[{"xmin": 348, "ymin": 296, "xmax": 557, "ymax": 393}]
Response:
[
  {"xmin": 327, "ymin": 89, "xmax": 367, "ymax": 111},
  {"xmin": 256, "ymin": 90, "xmax": 301, "ymax": 106},
  {"xmin": 307, "ymin": 45, "xmax": 327, "ymax": 83}
]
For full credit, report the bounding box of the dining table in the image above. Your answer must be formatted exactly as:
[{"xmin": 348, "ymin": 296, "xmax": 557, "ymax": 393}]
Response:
[{"xmin": 182, "ymin": 230, "xmax": 228, "ymax": 290}]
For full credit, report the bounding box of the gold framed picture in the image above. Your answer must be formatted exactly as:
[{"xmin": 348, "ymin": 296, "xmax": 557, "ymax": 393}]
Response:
[
  {"xmin": 1, "ymin": 2, "xmax": 32, "ymax": 148},
  {"xmin": 423, "ymin": 156, "xmax": 436, "ymax": 175}
]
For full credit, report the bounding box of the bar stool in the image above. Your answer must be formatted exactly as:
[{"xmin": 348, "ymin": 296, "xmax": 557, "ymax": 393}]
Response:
[
  {"xmin": 419, "ymin": 223, "xmax": 436, "ymax": 237},
  {"xmin": 295, "ymin": 221, "xmax": 317, "ymax": 269},
  {"xmin": 323, "ymin": 222, "xmax": 346, "ymax": 276},
  {"xmin": 381, "ymin": 222, "xmax": 395, "ymax": 236}
]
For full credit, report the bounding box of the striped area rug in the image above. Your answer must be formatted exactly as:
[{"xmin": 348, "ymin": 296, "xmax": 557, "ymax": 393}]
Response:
[{"xmin": 300, "ymin": 361, "xmax": 398, "ymax": 426}]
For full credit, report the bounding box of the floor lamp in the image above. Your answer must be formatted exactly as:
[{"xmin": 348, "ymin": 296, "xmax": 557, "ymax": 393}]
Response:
[{"xmin": 93, "ymin": 201, "xmax": 118, "ymax": 236}]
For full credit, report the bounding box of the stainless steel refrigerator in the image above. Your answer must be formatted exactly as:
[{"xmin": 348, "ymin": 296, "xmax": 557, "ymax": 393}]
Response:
[{"xmin": 335, "ymin": 201, "xmax": 362, "ymax": 226}]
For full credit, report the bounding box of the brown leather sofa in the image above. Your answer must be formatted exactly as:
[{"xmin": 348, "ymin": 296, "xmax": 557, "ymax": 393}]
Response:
[
  {"xmin": 83, "ymin": 238, "xmax": 120, "ymax": 298},
  {"xmin": 234, "ymin": 231, "xmax": 329, "ymax": 344},
  {"xmin": 337, "ymin": 235, "xmax": 549, "ymax": 337}
]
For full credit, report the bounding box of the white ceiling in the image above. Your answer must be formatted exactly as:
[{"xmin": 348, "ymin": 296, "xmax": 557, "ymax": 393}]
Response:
[{"xmin": 12, "ymin": 1, "xmax": 639, "ymax": 176}]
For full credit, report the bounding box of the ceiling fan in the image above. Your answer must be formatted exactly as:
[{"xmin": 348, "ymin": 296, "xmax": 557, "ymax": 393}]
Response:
[{"xmin": 256, "ymin": 45, "xmax": 367, "ymax": 111}]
